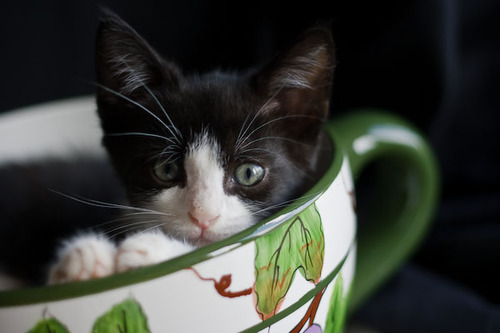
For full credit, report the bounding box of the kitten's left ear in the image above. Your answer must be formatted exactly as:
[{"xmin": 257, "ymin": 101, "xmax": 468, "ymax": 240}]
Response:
[
  {"xmin": 95, "ymin": 10, "xmax": 181, "ymax": 99},
  {"xmin": 254, "ymin": 25, "xmax": 335, "ymax": 122}
]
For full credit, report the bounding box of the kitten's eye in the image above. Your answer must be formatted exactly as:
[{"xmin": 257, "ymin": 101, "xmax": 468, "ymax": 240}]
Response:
[
  {"xmin": 153, "ymin": 160, "xmax": 180, "ymax": 183},
  {"xmin": 234, "ymin": 163, "xmax": 264, "ymax": 186}
]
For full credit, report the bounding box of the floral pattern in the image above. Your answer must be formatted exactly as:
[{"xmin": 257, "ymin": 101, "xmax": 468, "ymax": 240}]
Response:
[
  {"xmin": 254, "ymin": 203, "xmax": 325, "ymax": 320},
  {"xmin": 26, "ymin": 202, "xmax": 348, "ymax": 332}
]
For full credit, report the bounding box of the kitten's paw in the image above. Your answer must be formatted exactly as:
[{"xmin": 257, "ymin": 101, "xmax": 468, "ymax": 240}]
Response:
[
  {"xmin": 48, "ymin": 234, "xmax": 116, "ymax": 284},
  {"xmin": 115, "ymin": 231, "xmax": 193, "ymax": 273}
]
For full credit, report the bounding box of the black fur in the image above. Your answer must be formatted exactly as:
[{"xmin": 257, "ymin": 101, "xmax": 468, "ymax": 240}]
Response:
[
  {"xmin": 0, "ymin": 158, "xmax": 124, "ymax": 284},
  {"xmin": 96, "ymin": 12, "xmax": 335, "ymax": 214},
  {"xmin": 0, "ymin": 11, "xmax": 335, "ymax": 286}
]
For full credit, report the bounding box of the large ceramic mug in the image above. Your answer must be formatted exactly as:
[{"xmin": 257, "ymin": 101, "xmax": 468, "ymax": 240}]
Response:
[{"xmin": 0, "ymin": 97, "xmax": 438, "ymax": 332}]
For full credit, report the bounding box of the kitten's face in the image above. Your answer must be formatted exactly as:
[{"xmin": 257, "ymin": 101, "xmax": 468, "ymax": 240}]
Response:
[{"xmin": 95, "ymin": 13, "xmax": 335, "ymax": 245}]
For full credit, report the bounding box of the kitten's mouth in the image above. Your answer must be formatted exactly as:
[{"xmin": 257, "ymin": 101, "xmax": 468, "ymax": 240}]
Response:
[
  {"xmin": 196, "ymin": 228, "xmax": 209, "ymax": 245},
  {"xmin": 195, "ymin": 229, "xmax": 218, "ymax": 246},
  {"xmin": 187, "ymin": 227, "xmax": 222, "ymax": 247}
]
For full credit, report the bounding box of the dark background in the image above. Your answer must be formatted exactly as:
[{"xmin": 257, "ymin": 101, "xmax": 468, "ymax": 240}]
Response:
[{"xmin": 1, "ymin": 1, "xmax": 499, "ymax": 331}]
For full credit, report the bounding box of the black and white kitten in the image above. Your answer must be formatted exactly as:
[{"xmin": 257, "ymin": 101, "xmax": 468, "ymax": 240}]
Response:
[{"xmin": 40, "ymin": 13, "xmax": 334, "ymax": 284}]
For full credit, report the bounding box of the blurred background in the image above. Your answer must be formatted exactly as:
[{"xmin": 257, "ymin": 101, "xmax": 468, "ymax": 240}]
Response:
[{"xmin": 1, "ymin": 1, "xmax": 499, "ymax": 331}]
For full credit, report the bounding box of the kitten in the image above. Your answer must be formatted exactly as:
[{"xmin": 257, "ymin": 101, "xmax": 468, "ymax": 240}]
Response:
[{"xmin": 21, "ymin": 12, "xmax": 335, "ymax": 284}]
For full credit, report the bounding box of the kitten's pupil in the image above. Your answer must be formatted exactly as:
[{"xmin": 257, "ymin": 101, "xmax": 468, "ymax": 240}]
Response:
[
  {"xmin": 234, "ymin": 163, "xmax": 264, "ymax": 186},
  {"xmin": 153, "ymin": 159, "xmax": 180, "ymax": 183}
]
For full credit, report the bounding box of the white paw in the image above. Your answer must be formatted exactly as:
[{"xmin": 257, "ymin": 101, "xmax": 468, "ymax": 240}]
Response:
[
  {"xmin": 48, "ymin": 234, "xmax": 116, "ymax": 284},
  {"xmin": 115, "ymin": 231, "xmax": 193, "ymax": 273}
]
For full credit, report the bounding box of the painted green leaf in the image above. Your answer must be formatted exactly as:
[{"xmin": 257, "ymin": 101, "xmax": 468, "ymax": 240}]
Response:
[
  {"xmin": 297, "ymin": 204, "xmax": 324, "ymax": 284},
  {"xmin": 28, "ymin": 317, "xmax": 70, "ymax": 333},
  {"xmin": 254, "ymin": 203, "xmax": 325, "ymax": 320},
  {"xmin": 254, "ymin": 219, "xmax": 300, "ymax": 320},
  {"xmin": 92, "ymin": 298, "xmax": 150, "ymax": 333},
  {"xmin": 324, "ymin": 274, "xmax": 347, "ymax": 333}
]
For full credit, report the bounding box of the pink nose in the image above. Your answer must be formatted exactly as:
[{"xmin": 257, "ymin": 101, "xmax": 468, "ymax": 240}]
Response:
[{"xmin": 188, "ymin": 211, "xmax": 220, "ymax": 229}]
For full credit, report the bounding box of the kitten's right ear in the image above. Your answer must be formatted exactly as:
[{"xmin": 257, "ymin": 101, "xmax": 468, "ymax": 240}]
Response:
[
  {"xmin": 95, "ymin": 10, "xmax": 181, "ymax": 100},
  {"xmin": 253, "ymin": 26, "xmax": 335, "ymax": 122}
]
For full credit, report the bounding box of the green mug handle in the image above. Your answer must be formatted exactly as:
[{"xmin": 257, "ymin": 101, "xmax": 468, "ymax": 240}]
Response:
[{"xmin": 327, "ymin": 110, "xmax": 439, "ymax": 311}]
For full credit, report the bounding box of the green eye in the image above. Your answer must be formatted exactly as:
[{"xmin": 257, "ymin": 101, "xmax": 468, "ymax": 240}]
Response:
[
  {"xmin": 234, "ymin": 163, "xmax": 264, "ymax": 186},
  {"xmin": 153, "ymin": 159, "xmax": 180, "ymax": 182}
]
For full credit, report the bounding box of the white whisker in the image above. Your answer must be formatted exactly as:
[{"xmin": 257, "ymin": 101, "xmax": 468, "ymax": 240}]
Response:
[
  {"xmin": 105, "ymin": 132, "xmax": 179, "ymax": 146},
  {"xmin": 89, "ymin": 211, "xmax": 171, "ymax": 230},
  {"xmin": 103, "ymin": 219, "xmax": 162, "ymax": 238},
  {"xmin": 235, "ymin": 84, "xmax": 285, "ymax": 150},
  {"xmin": 140, "ymin": 83, "xmax": 183, "ymax": 143},
  {"xmin": 95, "ymin": 83, "xmax": 173, "ymax": 135},
  {"xmin": 237, "ymin": 114, "xmax": 322, "ymax": 152},
  {"xmin": 236, "ymin": 113, "xmax": 252, "ymax": 149},
  {"xmin": 145, "ymin": 148, "xmax": 182, "ymax": 165},
  {"xmin": 50, "ymin": 190, "xmax": 170, "ymax": 216},
  {"xmin": 249, "ymin": 191, "xmax": 323, "ymax": 218},
  {"xmin": 239, "ymin": 135, "xmax": 312, "ymax": 151},
  {"xmin": 102, "ymin": 59, "xmax": 183, "ymax": 144}
]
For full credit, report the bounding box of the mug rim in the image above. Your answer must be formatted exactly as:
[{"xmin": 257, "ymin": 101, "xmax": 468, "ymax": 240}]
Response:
[{"xmin": 0, "ymin": 125, "xmax": 343, "ymax": 307}]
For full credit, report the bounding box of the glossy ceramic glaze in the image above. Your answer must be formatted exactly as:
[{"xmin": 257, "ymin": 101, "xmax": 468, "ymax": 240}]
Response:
[{"xmin": 0, "ymin": 97, "xmax": 438, "ymax": 332}]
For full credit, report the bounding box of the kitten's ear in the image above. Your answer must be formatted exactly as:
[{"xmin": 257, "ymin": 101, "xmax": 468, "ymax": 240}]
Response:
[
  {"xmin": 95, "ymin": 10, "xmax": 181, "ymax": 99},
  {"xmin": 254, "ymin": 26, "xmax": 335, "ymax": 122}
]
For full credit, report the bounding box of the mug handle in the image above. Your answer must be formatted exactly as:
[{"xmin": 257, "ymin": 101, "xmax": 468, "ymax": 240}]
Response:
[{"xmin": 327, "ymin": 110, "xmax": 439, "ymax": 311}]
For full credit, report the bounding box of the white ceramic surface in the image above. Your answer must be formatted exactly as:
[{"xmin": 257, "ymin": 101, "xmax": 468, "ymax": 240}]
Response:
[{"xmin": 0, "ymin": 97, "xmax": 356, "ymax": 333}]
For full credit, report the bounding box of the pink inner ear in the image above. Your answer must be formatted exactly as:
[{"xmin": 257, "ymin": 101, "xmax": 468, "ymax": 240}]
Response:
[
  {"xmin": 270, "ymin": 44, "xmax": 332, "ymax": 92},
  {"xmin": 273, "ymin": 86, "xmax": 330, "ymax": 122}
]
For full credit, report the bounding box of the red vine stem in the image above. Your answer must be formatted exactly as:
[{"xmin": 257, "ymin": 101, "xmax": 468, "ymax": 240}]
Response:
[
  {"xmin": 290, "ymin": 287, "xmax": 326, "ymax": 333},
  {"xmin": 187, "ymin": 267, "xmax": 253, "ymax": 298}
]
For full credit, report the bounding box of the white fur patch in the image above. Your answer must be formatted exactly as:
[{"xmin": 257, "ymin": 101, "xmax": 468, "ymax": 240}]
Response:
[
  {"xmin": 49, "ymin": 231, "xmax": 193, "ymax": 283},
  {"xmin": 151, "ymin": 133, "xmax": 254, "ymax": 245},
  {"xmin": 116, "ymin": 231, "xmax": 193, "ymax": 273},
  {"xmin": 48, "ymin": 233, "xmax": 116, "ymax": 284}
]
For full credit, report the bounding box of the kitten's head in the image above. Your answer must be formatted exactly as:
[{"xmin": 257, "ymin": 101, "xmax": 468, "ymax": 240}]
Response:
[{"xmin": 95, "ymin": 12, "xmax": 335, "ymax": 245}]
